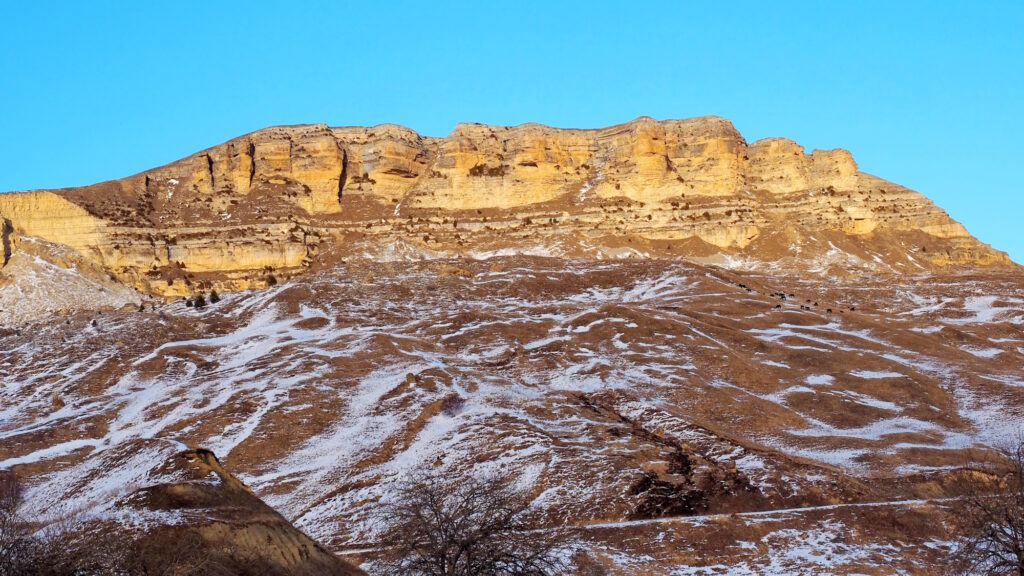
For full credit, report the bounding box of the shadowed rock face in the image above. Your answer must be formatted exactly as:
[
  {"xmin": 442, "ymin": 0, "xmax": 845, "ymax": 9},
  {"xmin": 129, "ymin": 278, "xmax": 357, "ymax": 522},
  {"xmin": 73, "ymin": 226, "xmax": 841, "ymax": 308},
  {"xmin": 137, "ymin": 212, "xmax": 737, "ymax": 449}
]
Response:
[{"xmin": 0, "ymin": 116, "xmax": 1013, "ymax": 298}]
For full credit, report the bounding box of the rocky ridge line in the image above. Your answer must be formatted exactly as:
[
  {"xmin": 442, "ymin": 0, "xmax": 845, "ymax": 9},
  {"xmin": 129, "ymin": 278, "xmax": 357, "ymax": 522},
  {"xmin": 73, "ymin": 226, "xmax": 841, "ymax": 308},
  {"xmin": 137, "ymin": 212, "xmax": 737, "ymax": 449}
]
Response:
[{"xmin": 0, "ymin": 116, "xmax": 1012, "ymax": 297}]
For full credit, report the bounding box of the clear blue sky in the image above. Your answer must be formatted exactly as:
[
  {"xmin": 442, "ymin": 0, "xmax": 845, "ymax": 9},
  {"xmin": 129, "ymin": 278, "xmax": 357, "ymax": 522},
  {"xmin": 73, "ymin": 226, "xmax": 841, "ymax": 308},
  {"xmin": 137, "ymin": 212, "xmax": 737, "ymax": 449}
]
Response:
[{"xmin": 1, "ymin": 1, "xmax": 1021, "ymax": 262}]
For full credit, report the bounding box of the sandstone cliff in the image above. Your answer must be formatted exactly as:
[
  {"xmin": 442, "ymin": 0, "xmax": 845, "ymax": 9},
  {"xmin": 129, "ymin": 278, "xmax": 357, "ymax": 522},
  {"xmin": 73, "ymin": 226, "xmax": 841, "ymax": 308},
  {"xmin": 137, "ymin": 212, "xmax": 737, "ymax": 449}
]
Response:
[{"xmin": 0, "ymin": 116, "xmax": 1012, "ymax": 297}]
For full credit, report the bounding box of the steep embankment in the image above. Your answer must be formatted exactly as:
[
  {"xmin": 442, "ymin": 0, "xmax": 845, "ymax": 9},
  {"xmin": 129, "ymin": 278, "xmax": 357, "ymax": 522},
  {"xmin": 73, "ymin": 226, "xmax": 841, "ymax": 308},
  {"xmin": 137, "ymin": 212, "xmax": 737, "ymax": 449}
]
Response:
[
  {"xmin": 0, "ymin": 117, "xmax": 1012, "ymax": 299},
  {"xmin": 2, "ymin": 257, "xmax": 1022, "ymax": 573}
]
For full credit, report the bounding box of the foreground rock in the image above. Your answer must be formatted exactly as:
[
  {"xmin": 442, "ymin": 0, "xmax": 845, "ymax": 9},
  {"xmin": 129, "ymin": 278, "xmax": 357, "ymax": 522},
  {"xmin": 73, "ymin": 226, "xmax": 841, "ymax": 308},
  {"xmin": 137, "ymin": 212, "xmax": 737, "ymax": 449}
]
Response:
[{"xmin": 111, "ymin": 448, "xmax": 365, "ymax": 575}]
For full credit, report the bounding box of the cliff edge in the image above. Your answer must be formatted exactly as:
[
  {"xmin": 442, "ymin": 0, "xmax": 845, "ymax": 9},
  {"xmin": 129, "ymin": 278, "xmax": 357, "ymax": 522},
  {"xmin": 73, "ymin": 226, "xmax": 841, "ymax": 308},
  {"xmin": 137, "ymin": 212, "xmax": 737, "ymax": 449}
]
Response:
[{"xmin": 0, "ymin": 116, "xmax": 1011, "ymax": 297}]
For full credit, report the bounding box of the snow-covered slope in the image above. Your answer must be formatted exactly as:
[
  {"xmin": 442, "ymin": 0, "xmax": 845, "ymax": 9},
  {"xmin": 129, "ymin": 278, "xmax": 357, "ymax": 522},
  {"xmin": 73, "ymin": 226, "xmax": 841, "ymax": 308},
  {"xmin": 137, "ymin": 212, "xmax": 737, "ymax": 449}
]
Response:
[
  {"xmin": 1, "ymin": 257, "xmax": 1021, "ymax": 573},
  {"xmin": 0, "ymin": 237, "xmax": 141, "ymax": 325}
]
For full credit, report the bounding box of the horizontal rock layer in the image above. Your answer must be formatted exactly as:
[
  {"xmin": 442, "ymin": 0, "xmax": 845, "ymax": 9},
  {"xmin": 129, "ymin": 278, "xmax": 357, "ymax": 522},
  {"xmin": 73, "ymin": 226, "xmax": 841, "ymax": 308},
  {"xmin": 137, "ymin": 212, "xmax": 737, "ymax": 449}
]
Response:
[{"xmin": 0, "ymin": 116, "xmax": 1013, "ymax": 296}]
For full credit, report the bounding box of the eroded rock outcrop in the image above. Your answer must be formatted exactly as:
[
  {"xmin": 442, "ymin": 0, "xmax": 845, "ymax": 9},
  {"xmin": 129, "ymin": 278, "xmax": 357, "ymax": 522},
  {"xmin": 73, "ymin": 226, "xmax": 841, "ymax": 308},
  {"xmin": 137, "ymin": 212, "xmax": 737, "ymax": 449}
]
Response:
[
  {"xmin": 0, "ymin": 116, "xmax": 1012, "ymax": 297},
  {"xmin": 116, "ymin": 448, "xmax": 365, "ymax": 575}
]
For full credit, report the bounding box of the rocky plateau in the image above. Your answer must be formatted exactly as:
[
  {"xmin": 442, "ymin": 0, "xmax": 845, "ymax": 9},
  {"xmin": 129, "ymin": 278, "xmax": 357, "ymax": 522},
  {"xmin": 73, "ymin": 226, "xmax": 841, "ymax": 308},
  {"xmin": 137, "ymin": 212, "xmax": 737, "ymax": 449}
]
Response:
[{"xmin": 0, "ymin": 116, "xmax": 1011, "ymax": 305}]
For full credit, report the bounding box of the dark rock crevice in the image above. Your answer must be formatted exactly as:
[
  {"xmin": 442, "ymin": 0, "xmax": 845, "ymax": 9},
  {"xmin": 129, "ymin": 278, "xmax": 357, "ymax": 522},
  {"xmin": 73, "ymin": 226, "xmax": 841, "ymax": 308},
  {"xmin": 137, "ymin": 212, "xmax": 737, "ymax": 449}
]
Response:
[
  {"xmin": 338, "ymin": 147, "xmax": 348, "ymax": 203},
  {"xmin": 2, "ymin": 218, "xmax": 13, "ymax": 266},
  {"xmin": 205, "ymin": 153, "xmax": 215, "ymax": 191},
  {"xmin": 578, "ymin": 392, "xmax": 758, "ymax": 519},
  {"xmin": 247, "ymin": 140, "xmax": 256, "ymax": 188}
]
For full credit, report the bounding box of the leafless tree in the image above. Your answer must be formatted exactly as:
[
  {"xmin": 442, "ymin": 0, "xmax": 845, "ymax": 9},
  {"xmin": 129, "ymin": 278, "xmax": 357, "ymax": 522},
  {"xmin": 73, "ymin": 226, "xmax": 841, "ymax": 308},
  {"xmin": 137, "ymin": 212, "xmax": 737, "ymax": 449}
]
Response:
[
  {"xmin": 380, "ymin": 473, "xmax": 565, "ymax": 576},
  {"xmin": 951, "ymin": 438, "xmax": 1024, "ymax": 575}
]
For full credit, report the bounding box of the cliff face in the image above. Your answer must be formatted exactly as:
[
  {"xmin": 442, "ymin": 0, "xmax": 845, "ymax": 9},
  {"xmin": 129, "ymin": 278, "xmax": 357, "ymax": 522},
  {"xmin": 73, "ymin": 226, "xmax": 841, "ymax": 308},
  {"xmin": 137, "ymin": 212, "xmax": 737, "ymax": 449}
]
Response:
[{"xmin": 0, "ymin": 116, "xmax": 1011, "ymax": 296}]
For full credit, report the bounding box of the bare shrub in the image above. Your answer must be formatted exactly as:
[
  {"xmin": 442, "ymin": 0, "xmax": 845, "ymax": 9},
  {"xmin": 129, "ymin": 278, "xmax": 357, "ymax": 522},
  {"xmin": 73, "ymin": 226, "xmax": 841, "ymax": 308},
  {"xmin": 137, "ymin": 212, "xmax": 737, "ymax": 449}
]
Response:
[
  {"xmin": 0, "ymin": 472, "xmax": 19, "ymax": 515},
  {"xmin": 0, "ymin": 470, "xmax": 216, "ymax": 576},
  {"xmin": 950, "ymin": 437, "xmax": 1024, "ymax": 575},
  {"xmin": 0, "ymin": 473, "xmax": 126, "ymax": 576},
  {"xmin": 0, "ymin": 470, "xmax": 36, "ymax": 576},
  {"xmin": 439, "ymin": 393, "xmax": 465, "ymax": 417},
  {"xmin": 121, "ymin": 528, "xmax": 232, "ymax": 576},
  {"xmin": 381, "ymin": 473, "xmax": 564, "ymax": 576}
]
